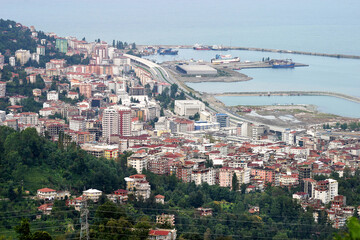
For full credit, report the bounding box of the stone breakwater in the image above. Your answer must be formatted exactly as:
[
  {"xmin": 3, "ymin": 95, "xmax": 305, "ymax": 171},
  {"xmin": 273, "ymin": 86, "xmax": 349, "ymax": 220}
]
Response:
[
  {"xmin": 213, "ymin": 91, "xmax": 360, "ymax": 104},
  {"xmin": 140, "ymin": 45, "xmax": 360, "ymax": 60}
]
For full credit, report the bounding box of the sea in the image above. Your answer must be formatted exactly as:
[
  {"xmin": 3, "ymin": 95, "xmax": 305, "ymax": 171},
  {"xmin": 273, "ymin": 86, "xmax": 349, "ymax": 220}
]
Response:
[{"xmin": 1, "ymin": 0, "xmax": 360, "ymax": 117}]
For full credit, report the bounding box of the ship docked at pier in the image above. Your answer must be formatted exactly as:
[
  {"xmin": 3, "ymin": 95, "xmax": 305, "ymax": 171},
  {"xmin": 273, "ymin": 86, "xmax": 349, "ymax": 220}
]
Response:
[
  {"xmin": 158, "ymin": 48, "xmax": 178, "ymax": 55},
  {"xmin": 270, "ymin": 59, "xmax": 295, "ymax": 68},
  {"xmin": 193, "ymin": 44, "xmax": 211, "ymax": 50},
  {"xmin": 211, "ymin": 54, "xmax": 240, "ymax": 64}
]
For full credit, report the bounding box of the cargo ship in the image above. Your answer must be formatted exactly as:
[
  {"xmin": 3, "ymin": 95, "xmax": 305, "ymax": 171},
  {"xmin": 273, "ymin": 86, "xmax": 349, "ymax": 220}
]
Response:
[
  {"xmin": 270, "ymin": 59, "xmax": 295, "ymax": 68},
  {"xmin": 193, "ymin": 44, "xmax": 211, "ymax": 50},
  {"xmin": 211, "ymin": 54, "xmax": 240, "ymax": 64},
  {"xmin": 158, "ymin": 48, "xmax": 178, "ymax": 55}
]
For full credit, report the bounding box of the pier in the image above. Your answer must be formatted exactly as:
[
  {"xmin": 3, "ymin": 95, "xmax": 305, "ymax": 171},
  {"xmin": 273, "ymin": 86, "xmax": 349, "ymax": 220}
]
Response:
[
  {"xmin": 140, "ymin": 45, "xmax": 360, "ymax": 60},
  {"xmin": 213, "ymin": 91, "xmax": 360, "ymax": 104}
]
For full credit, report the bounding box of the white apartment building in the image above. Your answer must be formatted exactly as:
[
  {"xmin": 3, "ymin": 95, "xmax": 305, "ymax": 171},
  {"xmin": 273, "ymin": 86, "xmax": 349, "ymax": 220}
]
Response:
[
  {"xmin": 127, "ymin": 153, "xmax": 148, "ymax": 173},
  {"xmin": 83, "ymin": 189, "xmax": 102, "ymax": 202},
  {"xmin": 191, "ymin": 168, "xmax": 216, "ymax": 185},
  {"xmin": 69, "ymin": 116, "xmax": 86, "ymax": 131},
  {"xmin": 47, "ymin": 91, "xmax": 59, "ymax": 101},
  {"xmin": 314, "ymin": 179, "xmax": 338, "ymax": 204},
  {"xmin": 0, "ymin": 81, "xmax": 6, "ymax": 97},
  {"xmin": 174, "ymin": 100, "xmax": 205, "ymax": 117},
  {"xmin": 15, "ymin": 49, "xmax": 31, "ymax": 65},
  {"xmin": 18, "ymin": 112, "xmax": 38, "ymax": 125}
]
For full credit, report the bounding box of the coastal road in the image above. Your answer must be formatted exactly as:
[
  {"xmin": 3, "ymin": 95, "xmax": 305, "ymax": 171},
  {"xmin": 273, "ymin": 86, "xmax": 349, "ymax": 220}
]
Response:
[{"xmin": 126, "ymin": 53, "xmax": 287, "ymax": 132}]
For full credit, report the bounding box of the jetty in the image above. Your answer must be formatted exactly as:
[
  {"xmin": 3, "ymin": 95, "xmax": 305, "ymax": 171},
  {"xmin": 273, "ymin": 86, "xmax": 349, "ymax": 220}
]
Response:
[
  {"xmin": 139, "ymin": 45, "xmax": 360, "ymax": 60},
  {"xmin": 213, "ymin": 91, "xmax": 360, "ymax": 104}
]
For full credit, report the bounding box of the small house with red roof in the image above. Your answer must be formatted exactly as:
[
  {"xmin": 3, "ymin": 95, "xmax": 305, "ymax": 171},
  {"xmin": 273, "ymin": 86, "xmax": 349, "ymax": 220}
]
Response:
[
  {"xmin": 148, "ymin": 229, "xmax": 177, "ymax": 240},
  {"xmin": 38, "ymin": 203, "xmax": 53, "ymax": 215},
  {"xmin": 155, "ymin": 194, "xmax": 165, "ymax": 204}
]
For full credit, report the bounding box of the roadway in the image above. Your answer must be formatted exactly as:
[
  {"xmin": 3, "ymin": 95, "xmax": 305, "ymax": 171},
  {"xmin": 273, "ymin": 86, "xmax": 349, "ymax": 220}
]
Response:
[{"xmin": 125, "ymin": 53, "xmax": 288, "ymax": 133}]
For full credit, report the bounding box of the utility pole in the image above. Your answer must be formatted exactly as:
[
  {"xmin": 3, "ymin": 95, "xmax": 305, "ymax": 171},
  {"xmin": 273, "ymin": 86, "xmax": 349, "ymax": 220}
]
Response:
[{"xmin": 80, "ymin": 196, "xmax": 89, "ymax": 240}]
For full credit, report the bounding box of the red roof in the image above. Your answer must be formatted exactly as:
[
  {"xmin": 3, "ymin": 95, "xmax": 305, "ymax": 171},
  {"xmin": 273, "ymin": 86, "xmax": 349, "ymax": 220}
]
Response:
[
  {"xmin": 149, "ymin": 230, "xmax": 170, "ymax": 236},
  {"xmin": 38, "ymin": 188, "xmax": 56, "ymax": 192},
  {"xmin": 155, "ymin": 194, "xmax": 165, "ymax": 199}
]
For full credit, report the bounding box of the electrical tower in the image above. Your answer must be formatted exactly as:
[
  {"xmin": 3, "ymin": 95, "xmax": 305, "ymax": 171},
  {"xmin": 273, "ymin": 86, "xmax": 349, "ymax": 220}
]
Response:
[{"xmin": 80, "ymin": 195, "xmax": 89, "ymax": 240}]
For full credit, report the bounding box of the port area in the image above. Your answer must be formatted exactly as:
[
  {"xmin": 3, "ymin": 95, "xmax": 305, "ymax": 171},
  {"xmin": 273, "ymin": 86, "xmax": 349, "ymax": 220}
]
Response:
[
  {"xmin": 233, "ymin": 61, "xmax": 308, "ymax": 69},
  {"xmin": 161, "ymin": 61, "xmax": 252, "ymax": 83},
  {"xmin": 160, "ymin": 60, "xmax": 307, "ymax": 83}
]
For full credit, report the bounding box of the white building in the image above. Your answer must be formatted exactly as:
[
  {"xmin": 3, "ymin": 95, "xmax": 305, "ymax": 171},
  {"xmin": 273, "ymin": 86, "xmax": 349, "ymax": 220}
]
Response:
[
  {"xmin": 314, "ymin": 179, "xmax": 338, "ymax": 204},
  {"xmin": 0, "ymin": 81, "xmax": 6, "ymax": 97},
  {"xmin": 83, "ymin": 189, "xmax": 102, "ymax": 202},
  {"xmin": 125, "ymin": 174, "xmax": 151, "ymax": 200},
  {"xmin": 37, "ymin": 188, "xmax": 57, "ymax": 200},
  {"xmin": 47, "ymin": 91, "xmax": 59, "ymax": 101},
  {"xmin": 69, "ymin": 116, "xmax": 86, "ymax": 131},
  {"xmin": 174, "ymin": 100, "xmax": 205, "ymax": 117},
  {"xmin": 9, "ymin": 56, "xmax": 15, "ymax": 67},
  {"xmin": 18, "ymin": 112, "xmax": 38, "ymax": 125},
  {"xmin": 191, "ymin": 168, "xmax": 216, "ymax": 185},
  {"xmin": 127, "ymin": 153, "xmax": 148, "ymax": 174},
  {"xmin": 15, "ymin": 49, "xmax": 31, "ymax": 65}
]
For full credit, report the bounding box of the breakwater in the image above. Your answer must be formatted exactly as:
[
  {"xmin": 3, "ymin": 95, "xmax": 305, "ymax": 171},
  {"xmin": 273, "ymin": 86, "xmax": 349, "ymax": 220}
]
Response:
[
  {"xmin": 141, "ymin": 45, "xmax": 360, "ymax": 60},
  {"xmin": 213, "ymin": 91, "xmax": 360, "ymax": 104},
  {"xmin": 229, "ymin": 47, "xmax": 360, "ymax": 59}
]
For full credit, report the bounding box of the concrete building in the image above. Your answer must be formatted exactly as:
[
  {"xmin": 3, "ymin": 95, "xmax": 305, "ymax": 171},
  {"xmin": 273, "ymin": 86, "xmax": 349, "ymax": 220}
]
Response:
[
  {"xmin": 216, "ymin": 113, "xmax": 230, "ymax": 128},
  {"xmin": 69, "ymin": 116, "xmax": 86, "ymax": 131},
  {"xmin": 56, "ymin": 38, "xmax": 68, "ymax": 53},
  {"xmin": 18, "ymin": 112, "xmax": 38, "ymax": 125},
  {"xmin": 47, "ymin": 91, "xmax": 59, "ymax": 101},
  {"xmin": 176, "ymin": 64, "xmax": 217, "ymax": 75},
  {"xmin": 79, "ymin": 83, "xmax": 92, "ymax": 99},
  {"xmin": 219, "ymin": 167, "xmax": 250, "ymax": 190},
  {"xmin": 125, "ymin": 174, "xmax": 151, "ymax": 200},
  {"xmin": 83, "ymin": 189, "xmax": 102, "ymax": 202},
  {"xmin": 102, "ymin": 106, "xmax": 132, "ymax": 142},
  {"xmin": 9, "ymin": 56, "xmax": 15, "ymax": 67},
  {"xmin": 174, "ymin": 100, "xmax": 205, "ymax": 117},
  {"xmin": 0, "ymin": 81, "xmax": 6, "ymax": 97},
  {"xmin": 314, "ymin": 179, "xmax": 338, "ymax": 204},
  {"xmin": 15, "ymin": 49, "xmax": 31, "ymax": 65},
  {"xmin": 127, "ymin": 153, "xmax": 148, "ymax": 174},
  {"xmin": 191, "ymin": 168, "xmax": 216, "ymax": 185},
  {"xmin": 37, "ymin": 188, "xmax": 57, "ymax": 200},
  {"xmin": 37, "ymin": 45, "xmax": 45, "ymax": 55}
]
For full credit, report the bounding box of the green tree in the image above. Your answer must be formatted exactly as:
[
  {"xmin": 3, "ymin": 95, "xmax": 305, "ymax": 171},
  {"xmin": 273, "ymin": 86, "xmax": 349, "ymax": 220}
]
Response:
[
  {"xmin": 232, "ymin": 173, "xmax": 239, "ymax": 191},
  {"xmin": 170, "ymin": 84, "xmax": 178, "ymax": 98}
]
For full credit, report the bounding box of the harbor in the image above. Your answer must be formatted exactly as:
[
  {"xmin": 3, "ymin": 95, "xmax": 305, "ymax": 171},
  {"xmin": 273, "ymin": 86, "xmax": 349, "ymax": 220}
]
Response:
[{"xmin": 139, "ymin": 45, "xmax": 360, "ymax": 60}]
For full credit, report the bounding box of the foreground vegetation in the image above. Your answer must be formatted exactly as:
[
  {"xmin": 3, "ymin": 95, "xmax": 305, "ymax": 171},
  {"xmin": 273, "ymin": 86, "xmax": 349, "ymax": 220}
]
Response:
[{"xmin": 1, "ymin": 126, "xmax": 360, "ymax": 239}]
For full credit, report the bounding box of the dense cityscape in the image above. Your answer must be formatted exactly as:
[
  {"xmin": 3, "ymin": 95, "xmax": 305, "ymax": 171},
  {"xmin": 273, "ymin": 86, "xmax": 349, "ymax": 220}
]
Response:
[{"xmin": 0, "ymin": 17, "xmax": 360, "ymax": 240}]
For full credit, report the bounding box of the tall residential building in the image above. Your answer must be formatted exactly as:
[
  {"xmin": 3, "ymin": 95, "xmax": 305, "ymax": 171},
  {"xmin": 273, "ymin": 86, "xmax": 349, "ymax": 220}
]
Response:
[
  {"xmin": 9, "ymin": 57, "xmax": 15, "ymax": 67},
  {"xmin": 55, "ymin": 38, "xmax": 68, "ymax": 53},
  {"xmin": 79, "ymin": 83, "xmax": 92, "ymax": 99},
  {"xmin": 15, "ymin": 49, "xmax": 31, "ymax": 65},
  {"xmin": 216, "ymin": 113, "xmax": 230, "ymax": 128},
  {"xmin": 36, "ymin": 45, "xmax": 45, "ymax": 56},
  {"xmin": 0, "ymin": 81, "xmax": 6, "ymax": 97},
  {"xmin": 102, "ymin": 106, "xmax": 131, "ymax": 142}
]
